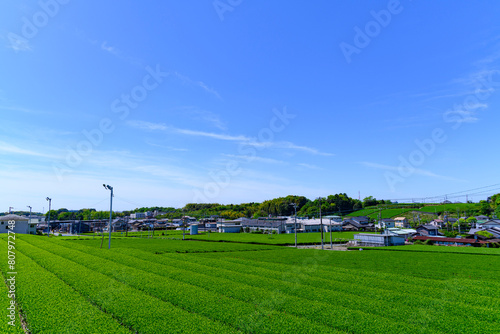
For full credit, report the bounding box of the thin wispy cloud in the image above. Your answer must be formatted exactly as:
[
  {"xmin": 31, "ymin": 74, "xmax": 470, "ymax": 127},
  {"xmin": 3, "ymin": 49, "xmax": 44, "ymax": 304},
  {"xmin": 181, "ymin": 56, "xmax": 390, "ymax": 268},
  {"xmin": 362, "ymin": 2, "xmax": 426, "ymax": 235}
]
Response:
[
  {"xmin": 4, "ymin": 34, "xmax": 32, "ymax": 52},
  {"xmin": 173, "ymin": 72, "xmax": 222, "ymax": 100},
  {"xmin": 128, "ymin": 120, "xmax": 334, "ymax": 156},
  {"xmin": 381, "ymin": 114, "xmax": 438, "ymax": 130},
  {"xmin": 361, "ymin": 161, "xmax": 464, "ymax": 181},
  {"xmin": 177, "ymin": 106, "xmax": 227, "ymax": 130},
  {"xmin": 51, "ymin": 148, "xmax": 206, "ymax": 189},
  {"xmin": 127, "ymin": 120, "xmax": 249, "ymax": 141},
  {"xmin": 222, "ymin": 154, "xmax": 286, "ymax": 164},
  {"xmin": 473, "ymin": 49, "xmax": 500, "ymax": 66},
  {"xmin": 0, "ymin": 141, "xmax": 56, "ymax": 158},
  {"xmin": 73, "ymin": 28, "xmax": 145, "ymax": 68},
  {"xmin": 176, "ymin": 128, "xmax": 250, "ymax": 141},
  {"xmin": 443, "ymin": 109, "xmax": 479, "ymax": 124},
  {"xmin": 298, "ymin": 163, "xmax": 322, "ymax": 170},
  {"xmin": 127, "ymin": 120, "xmax": 168, "ymax": 131},
  {"xmin": 101, "ymin": 41, "xmax": 118, "ymax": 55},
  {"xmin": 277, "ymin": 142, "xmax": 334, "ymax": 156},
  {"xmin": 145, "ymin": 141, "xmax": 189, "ymax": 152},
  {"xmin": 0, "ymin": 105, "xmax": 51, "ymax": 115}
]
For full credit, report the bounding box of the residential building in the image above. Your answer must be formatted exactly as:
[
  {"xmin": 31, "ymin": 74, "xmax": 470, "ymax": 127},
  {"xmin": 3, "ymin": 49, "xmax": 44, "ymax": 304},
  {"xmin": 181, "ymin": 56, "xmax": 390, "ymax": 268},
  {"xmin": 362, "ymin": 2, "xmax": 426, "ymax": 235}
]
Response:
[
  {"xmin": 0, "ymin": 214, "xmax": 37, "ymax": 234},
  {"xmin": 475, "ymin": 215, "xmax": 489, "ymax": 223},
  {"xmin": 394, "ymin": 217, "xmax": 409, "ymax": 228},
  {"xmin": 477, "ymin": 219, "xmax": 500, "ymax": 229},
  {"xmin": 323, "ymin": 215, "xmax": 342, "ymax": 223},
  {"xmin": 468, "ymin": 227, "xmax": 500, "ymax": 239},
  {"xmin": 342, "ymin": 219, "xmax": 375, "ymax": 232},
  {"xmin": 376, "ymin": 218, "xmax": 395, "ymax": 229},
  {"xmin": 130, "ymin": 212, "xmax": 146, "ymax": 219},
  {"xmin": 350, "ymin": 216, "xmax": 370, "ymax": 224},
  {"xmin": 429, "ymin": 219, "xmax": 444, "ymax": 228},
  {"xmin": 416, "ymin": 224, "xmax": 440, "ymax": 236}
]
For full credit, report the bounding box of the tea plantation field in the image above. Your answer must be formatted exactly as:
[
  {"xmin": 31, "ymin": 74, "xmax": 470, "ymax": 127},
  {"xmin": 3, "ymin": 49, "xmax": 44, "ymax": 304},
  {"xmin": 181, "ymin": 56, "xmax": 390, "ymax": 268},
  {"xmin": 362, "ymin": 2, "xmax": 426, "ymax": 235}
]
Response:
[
  {"xmin": 1, "ymin": 235, "xmax": 499, "ymax": 333},
  {"xmin": 84, "ymin": 230, "xmax": 356, "ymax": 245}
]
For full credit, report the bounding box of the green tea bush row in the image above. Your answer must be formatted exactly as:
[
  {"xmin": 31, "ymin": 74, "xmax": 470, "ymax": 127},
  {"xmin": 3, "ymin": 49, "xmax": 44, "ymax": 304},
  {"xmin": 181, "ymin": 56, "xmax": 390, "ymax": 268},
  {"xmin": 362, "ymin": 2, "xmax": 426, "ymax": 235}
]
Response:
[
  {"xmin": 14, "ymin": 238, "xmax": 238, "ymax": 334},
  {"xmin": 0, "ymin": 239, "xmax": 130, "ymax": 334},
  {"xmin": 22, "ymin": 237, "xmax": 335, "ymax": 334}
]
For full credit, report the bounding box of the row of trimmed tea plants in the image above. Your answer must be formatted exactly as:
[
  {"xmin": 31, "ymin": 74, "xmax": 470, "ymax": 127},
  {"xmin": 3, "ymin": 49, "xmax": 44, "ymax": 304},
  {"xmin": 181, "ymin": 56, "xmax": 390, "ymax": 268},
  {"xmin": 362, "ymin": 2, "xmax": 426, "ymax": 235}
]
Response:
[
  {"xmin": 4, "ymin": 234, "xmax": 500, "ymax": 333},
  {"xmin": 18, "ymin": 236, "xmax": 337, "ymax": 334}
]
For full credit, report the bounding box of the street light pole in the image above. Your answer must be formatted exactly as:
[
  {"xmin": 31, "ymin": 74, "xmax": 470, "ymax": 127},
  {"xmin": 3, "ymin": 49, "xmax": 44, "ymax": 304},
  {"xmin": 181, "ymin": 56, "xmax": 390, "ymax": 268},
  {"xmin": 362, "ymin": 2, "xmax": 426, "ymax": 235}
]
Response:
[
  {"xmin": 103, "ymin": 184, "xmax": 113, "ymax": 249},
  {"xmin": 46, "ymin": 197, "xmax": 51, "ymax": 237},
  {"xmin": 27, "ymin": 206, "xmax": 32, "ymax": 234}
]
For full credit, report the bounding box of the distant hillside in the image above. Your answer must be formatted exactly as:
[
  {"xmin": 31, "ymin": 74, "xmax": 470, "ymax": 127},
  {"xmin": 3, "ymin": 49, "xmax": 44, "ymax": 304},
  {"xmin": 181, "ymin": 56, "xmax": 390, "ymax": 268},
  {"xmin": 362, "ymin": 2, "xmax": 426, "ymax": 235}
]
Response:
[
  {"xmin": 347, "ymin": 203, "xmax": 481, "ymax": 220},
  {"xmin": 412, "ymin": 203, "xmax": 480, "ymax": 215}
]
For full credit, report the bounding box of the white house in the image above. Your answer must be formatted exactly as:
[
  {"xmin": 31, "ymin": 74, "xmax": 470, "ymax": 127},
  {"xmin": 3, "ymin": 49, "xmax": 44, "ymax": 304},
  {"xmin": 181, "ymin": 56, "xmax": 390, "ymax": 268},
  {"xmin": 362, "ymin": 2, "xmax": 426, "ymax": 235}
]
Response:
[
  {"xmin": 428, "ymin": 219, "xmax": 444, "ymax": 228},
  {"xmin": 0, "ymin": 214, "xmax": 37, "ymax": 234},
  {"xmin": 130, "ymin": 212, "xmax": 146, "ymax": 219},
  {"xmin": 376, "ymin": 219, "xmax": 395, "ymax": 229}
]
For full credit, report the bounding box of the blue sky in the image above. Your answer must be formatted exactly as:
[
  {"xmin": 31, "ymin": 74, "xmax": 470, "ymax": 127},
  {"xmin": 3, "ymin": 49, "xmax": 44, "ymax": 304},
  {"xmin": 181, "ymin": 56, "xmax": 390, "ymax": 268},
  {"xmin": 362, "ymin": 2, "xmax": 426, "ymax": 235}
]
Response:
[{"xmin": 1, "ymin": 0, "xmax": 500, "ymax": 212}]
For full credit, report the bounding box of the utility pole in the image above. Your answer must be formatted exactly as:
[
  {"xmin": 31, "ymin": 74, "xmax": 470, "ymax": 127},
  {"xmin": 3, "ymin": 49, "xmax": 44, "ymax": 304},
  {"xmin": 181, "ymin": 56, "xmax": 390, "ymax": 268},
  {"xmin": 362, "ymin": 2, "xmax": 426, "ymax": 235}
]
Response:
[
  {"xmin": 327, "ymin": 218, "xmax": 331, "ymax": 248},
  {"xmin": 46, "ymin": 198, "xmax": 52, "ymax": 237},
  {"xmin": 317, "ymin": 197, "xmax": 324, "ymax": 250},
  {"xmin": 289, "ymin": 203, "xmax": 298, "ymax": 248},
  {"xmin": 182, "ymin": 216, "xmax": 186, "ymax": 240},
  {"xmin": 378, "ymin": 209, "xmax": 382, "ymax": 232}
]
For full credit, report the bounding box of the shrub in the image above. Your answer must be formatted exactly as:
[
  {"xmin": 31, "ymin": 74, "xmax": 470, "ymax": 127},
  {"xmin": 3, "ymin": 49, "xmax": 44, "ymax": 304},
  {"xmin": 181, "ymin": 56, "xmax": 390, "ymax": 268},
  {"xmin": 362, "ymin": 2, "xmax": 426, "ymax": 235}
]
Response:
[{"xmin": 476, "ymin": 231, "xmax": 494, "ymax": 239}]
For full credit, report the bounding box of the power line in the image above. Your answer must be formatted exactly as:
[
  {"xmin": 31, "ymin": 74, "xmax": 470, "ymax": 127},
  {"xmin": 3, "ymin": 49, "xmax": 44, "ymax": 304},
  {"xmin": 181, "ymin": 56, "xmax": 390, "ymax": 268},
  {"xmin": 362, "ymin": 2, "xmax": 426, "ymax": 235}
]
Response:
[{"xmin": 385, "ymin": 183, "xmax": 500, "ymax": 202}]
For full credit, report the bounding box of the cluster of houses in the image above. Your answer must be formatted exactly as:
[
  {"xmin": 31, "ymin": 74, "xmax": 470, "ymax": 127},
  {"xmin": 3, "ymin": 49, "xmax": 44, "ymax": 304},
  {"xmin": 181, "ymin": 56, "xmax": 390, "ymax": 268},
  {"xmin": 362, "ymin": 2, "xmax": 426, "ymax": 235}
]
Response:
[
  {"xmin": 354, "ymin": 215, "xmax": 500, "ymax": 247},
  {"xmin": 1, "ymin": 212, "xmax": 499, "ymax": 248}
]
